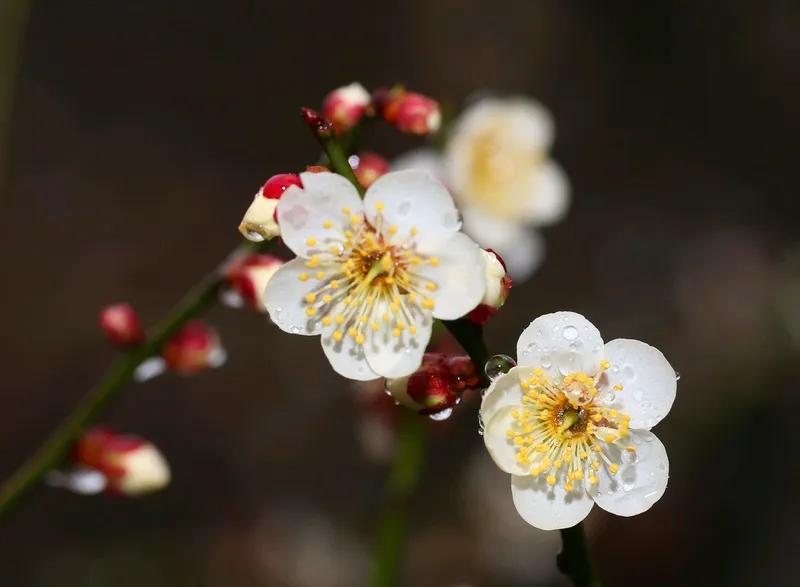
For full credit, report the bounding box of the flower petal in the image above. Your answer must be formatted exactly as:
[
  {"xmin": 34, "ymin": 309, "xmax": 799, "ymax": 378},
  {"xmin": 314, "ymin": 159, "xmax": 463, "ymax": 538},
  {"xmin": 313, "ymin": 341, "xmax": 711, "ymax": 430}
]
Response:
[
  {"xmin": 461, "ymin": 209, "xmax": 545, "ymax": 280},
  {"xmin": 363, "ymin": 170, "xmax": 460, "ymax": 248},
  {"xmin": 521, "ymin": 161, "xmax": 570, "ymax": 226},
  {"xmin": 264, "ymin": 258, "xmax": 326, "ymax": 336},
  {"xmin": 483, "ymin": 405, "xmax": 530, "ymax": 475},
  {"xmin": 516, "ymin": 312, "xmax": 604, "ymax": 378},
  {"xmin": 363, "ymin": 298, "xmax": 432, "ymax": 378},
  {"xmin": 479, "ymin": 366, "xmax": 529, "ymax": 422},
  {"xmin": 276, "ymin": 171, "xmax": 362, "ymax": 258},
  {"xmin": 511, "ymin": 474, "xmax": 594, "ymax": 530},
  {"xmin": 391, "ymin": 148, "xmax": 445, "ymax": 179},
  {"xmin": 320, "ymin": 311, "xmax": 379, "ymax": 381},
  {"xmin": 588, "ymin": 430, "xmax": 669, "ymax": 517},
  {"xmin": 412, "ymin": 231, "xmax": 486, "ymax": 320},
  {"xmin": 602, "ymin": 339, "xmax": 677, "ymax": 429}
]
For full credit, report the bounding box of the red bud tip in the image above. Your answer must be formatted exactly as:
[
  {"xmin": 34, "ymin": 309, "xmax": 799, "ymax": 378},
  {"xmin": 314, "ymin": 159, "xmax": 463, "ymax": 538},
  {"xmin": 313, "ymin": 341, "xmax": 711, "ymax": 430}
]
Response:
[
  {"xmin": 225, "ymin": 254, "xmax": 285, "ymax": 312},
  {"xmin": 300, "ymin": 107, "xmax": 335, "ymax": 139},
  {"xmin": 99, "ymin": 303, "xmax": 144, "ymax": 346},
  {"xmin": 74, "ymin": 427, "xmax": 170, "ymax": 496},
  {"xmin": 161, "ymin": 320, "xmax": 224, "ymax": 374},
  {"xmin": 350, "ymin": 151, "xmax": 390, "ymax": 189},
  {"xmin": 321, "ymin": 82, "xmax": 372, "ymax": 134},
  {"xmin": 261, "ymin": 173, "xmax": 302, "ymax": 199},
  {"xmin": 386, "ymin": 353, "xmax": 479, "ymax": 416},
  {"xmin": 373, "ymin": 86, "xmax": 441, "ymax": 135}
]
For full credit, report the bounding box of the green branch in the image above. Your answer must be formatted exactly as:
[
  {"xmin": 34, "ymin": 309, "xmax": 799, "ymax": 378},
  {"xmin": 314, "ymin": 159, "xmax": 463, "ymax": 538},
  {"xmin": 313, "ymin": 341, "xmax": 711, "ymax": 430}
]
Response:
[
  {"xmin": 0, "ymin": 241, "xmax": 265, "ymax": 518},
  {"xmin": 368, "ymin": 411, "xmax": 426, "ymax": 586},
  {"xmin": 558, "ymin": 523, "xmax": 602, "ymax": 586}
]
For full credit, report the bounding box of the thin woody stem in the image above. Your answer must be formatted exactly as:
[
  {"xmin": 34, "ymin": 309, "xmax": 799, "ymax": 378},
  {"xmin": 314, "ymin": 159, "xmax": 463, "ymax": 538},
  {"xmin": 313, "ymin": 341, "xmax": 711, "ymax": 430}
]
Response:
[
  {"xmin": 558, "ymin": 522, "xmax": 602, "ymax": 586},
  {"xmin": 0, "ymin": 241, "xmax": 267, "ymax": 519}
]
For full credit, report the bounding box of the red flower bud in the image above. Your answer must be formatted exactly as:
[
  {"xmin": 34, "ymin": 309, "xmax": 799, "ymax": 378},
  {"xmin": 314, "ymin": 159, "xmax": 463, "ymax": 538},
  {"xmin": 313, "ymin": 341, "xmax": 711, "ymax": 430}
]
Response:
[
  {"xmin": 161, "ymin": 320, "xmax": 225, "ymax": 375},
  {"xmin": 223, "ymin": 254, "xmax": 285, "ymax": 312},
  {"xmin": 239, "ymin": 173, "xmax": 303, "ymax": 242},
  {"xmin": 74, "ymin": 427, "xmax": 170, "ymax": 496},
  {"xmin": 350, "ymin": 151, "xmax": 390, "ymax": 189},
  {"xmin": 99, "ymin": 303, "xmax": 144, "ymax": 346},
  {"xmin": 385, "ymin": 353, "xmax": 479, "ymax": 416},
  {"xmin": 321, "ymin": 82, "xmax": 371, "ymax": 134},
  {"xmin": 373, "ymin": 86, "xmax": 440, "ymax": 135}
]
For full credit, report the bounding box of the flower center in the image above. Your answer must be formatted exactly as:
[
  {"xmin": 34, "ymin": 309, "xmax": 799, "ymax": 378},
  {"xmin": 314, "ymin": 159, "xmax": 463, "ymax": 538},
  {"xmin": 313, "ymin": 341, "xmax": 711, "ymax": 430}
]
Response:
[
  {"xmin": 298, "ymin": 203, "xmax": 441, "ymax": 345},
  {"xmin": 467, "ymin": 121, "xmax": 544, "ymax": 218},
  {"xmin": 506, "ymin": 366, "xmax": 633, "ymax": 491}
]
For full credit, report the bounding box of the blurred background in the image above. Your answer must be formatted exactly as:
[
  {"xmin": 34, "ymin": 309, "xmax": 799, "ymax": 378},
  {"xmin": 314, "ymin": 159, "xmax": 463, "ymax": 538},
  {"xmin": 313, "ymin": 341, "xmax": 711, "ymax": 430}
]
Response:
[{"xmin": 2, "ymin": 0, "xmax": 799, "ymax": 585}]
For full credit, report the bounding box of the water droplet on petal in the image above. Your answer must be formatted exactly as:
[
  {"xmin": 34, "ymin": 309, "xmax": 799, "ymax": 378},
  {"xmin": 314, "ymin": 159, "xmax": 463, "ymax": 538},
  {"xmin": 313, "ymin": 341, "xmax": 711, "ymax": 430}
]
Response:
[
  {"xmin": 621, "ymin": 449, "xmax": 638, "ymax": 464},
  {"xmin": 397, "ymin": 201, "xmax": 412, "ymax": 217},
  {"xmin": 429, "ymin": 407, "xmax": 453, "ymax": 421},
  {"xmin": 477, "ymin": 413, "xmax": 485, "ymax": 436},
  {"xmin": 442, "ymin": 209, "xmax": 462, "ymax": 230},
  {"xmin": 290, "ymin": 326, "xmax": 301, "ymax": 334},
  {"xmin": 540, "ymin": 355, "xmax": 552, "ymax": 369},
  {"xmin": 622, "ymin": 481, "xmax": 635, "ymax": 492},
  {"xmin": 602, "ymin": 391, "xmax": 616, "ymax": 405},
  {"xmin": 675, "ymin": 371, "xmax": 681, "ymax": 381},
  {"xmin": 562, "ymin": 325, "xmax": 578, "ymax": 340},
  {"xmin": 134, "ymin": 357, "xmax": 167, "ymax": 383},
  {"xmin": 246, "ymin": 230, "xmax": 265, "ymax": 242},
  {"xmin": 484, "ymin": 354, "xmax": 516, "ymax": 380}
]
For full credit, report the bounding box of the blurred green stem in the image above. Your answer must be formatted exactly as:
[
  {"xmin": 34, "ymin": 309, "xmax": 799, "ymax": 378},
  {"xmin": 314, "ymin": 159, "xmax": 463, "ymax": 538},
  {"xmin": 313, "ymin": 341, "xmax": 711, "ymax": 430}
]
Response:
[
  {"xmin": 558, "ymin": 523, "xmax": 602, "ymax": 586},
  {"xmin": 368, "ymin": 410, "xmax": 426, "ymax": 587},
  {"xmin": 0, "ymin": 241, "xmax": 265, "ymax": 519},
  {"xmin": 0, "ymin": 0, "xmax": 32, "ymax": 185}
]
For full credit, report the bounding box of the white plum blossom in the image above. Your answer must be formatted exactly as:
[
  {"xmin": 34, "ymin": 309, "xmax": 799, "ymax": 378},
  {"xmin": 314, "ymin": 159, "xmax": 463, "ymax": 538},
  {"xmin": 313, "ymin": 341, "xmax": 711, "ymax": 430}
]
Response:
[
  {"xmin": 480, "ymin": 311, "xmax": 676, "ymax": 530},
  {"xmin": 265, "ymin": 170, "xmax": 486, "ymax": 381},
  {"xmin": 394, "ymin": 97, "xmax": 569, "ymax": 280}
]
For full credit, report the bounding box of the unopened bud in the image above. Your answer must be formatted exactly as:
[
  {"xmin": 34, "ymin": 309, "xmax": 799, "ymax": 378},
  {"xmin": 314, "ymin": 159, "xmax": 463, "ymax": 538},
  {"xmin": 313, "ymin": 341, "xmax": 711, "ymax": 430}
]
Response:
[
  {"xmin": 238, "ymin": 173, "xmax": 302, "ymax": 242},
  {"xmin": 321, "ymin": 82, "xmax": 371, "ymax": 133},
  {"xmin": 467, "ymin": 249, "xmax": 512, "ymax": 325},
  {"xmin": 385, "ymin": 353, "xmax": 477, "ymax": 416},
  {"xmin": 349, "ymin": 152, "xmax": 390, "ymax": 189},
  {"xmin": 374, "ymin": 86, "xmax": 440, "ymax": 135},
  {"xmin": 223, "ymin": 254, "xmax": 284, "ymax": 312},
  {"xmin": 99, "ymin": 303, "xmax": 144, "ymax": 346},
  {"xmin": 74, "ymin": 427, "xmax": 170, "ymax": 496},
  {"xmin": 161, "ymin": 320, "xmax": 225, "ymax": 375}
]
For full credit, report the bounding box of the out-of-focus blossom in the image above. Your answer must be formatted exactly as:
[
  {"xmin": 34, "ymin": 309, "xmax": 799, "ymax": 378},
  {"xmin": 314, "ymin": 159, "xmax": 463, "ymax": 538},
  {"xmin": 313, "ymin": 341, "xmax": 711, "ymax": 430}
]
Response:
[
  {"xmin": 222, "ymin": 254, "xmax": 285, "ymax": 312},
  {"xmin": 264, "ymin": 170, "xmax": 485, "ymax": 381},
  {"xmin": 322, "ymin": 82, "xmax": 371, "ymax": 134},
  {"xmin": 99, "ymin": 303, "xmax": 144, "ymax": 346},
  {"xmin": 395, "ymin": 97, "xmax": 569, "ymax": 280},
  {"xmin": 467, "ymin": 249, "xmax": 512, "ymax": 325},
  {"xmin": 349, "ymin": 152, "xmax": 390, "ymax": 189},
  {"xmin": 162, "ymin": 320, "xmax": 226, "ymax": 375},
  {"xmin": 374, "ymin": 86, "xmax": 441, "ymax": 135},
  {"xmin": 239, "ymin": 173, "xmax": 303, "ymax": 242},
  {"xmin": 69, "ymin": 426, "xmax": 170, "ymax": 496},
  {"xmin": 481, "ymin": 311, "xmax": 676, "ymax": 530},
  {"xmin": 385, "ymin": 352, "xmax": 480, "ymax": 416}
]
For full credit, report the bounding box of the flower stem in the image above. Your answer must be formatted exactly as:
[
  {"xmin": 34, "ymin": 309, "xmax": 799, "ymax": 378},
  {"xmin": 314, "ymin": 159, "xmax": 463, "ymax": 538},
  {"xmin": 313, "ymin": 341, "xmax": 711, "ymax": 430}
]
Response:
[
  {"xmin": 557, "ymin": 522, "xmax": 602, "ymax": 586},
  {"xmin": 442, "ymin": 318, "xmax": 491, "ymax": 387},
  {"xmin": 368, "ymin": 410, "xmax": 426, "ymax": 587},
  {"xmin": 0, "ymin": 241, "xmax": 265, "ymax": 519},
  {"xmin": 299, "ymin": 107, "xmax": 364, "ymax": 195}
]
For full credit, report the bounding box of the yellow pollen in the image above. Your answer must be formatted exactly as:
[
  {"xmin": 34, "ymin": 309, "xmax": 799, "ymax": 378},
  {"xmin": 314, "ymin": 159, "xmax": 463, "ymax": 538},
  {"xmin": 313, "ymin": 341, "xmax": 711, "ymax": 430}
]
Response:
[
  {"xmin": 388, "ymin": 225, "xmax": 398, "ymax": 235},
  {"xmin": 422, "ymin": 298, "xmax": 435, "ymax": 310},
  {"xmin": 600, "ymin": 360, "xmax": 611, "ymax": 370},
  {"xmin": 589, "ymin": 475, "xmax": 599, "ymax": 485},
  {"xmin": 609, "ymin": 463, "xmax": 620, "ymax": 475},
  {"xmin": 315, "ymin": 271, "xmax": 326, "ymax": 280},
  {"xmin": 305, "ymin": 256, "xmax": 320, "ymax": 268},
  {"xmin": 546, "ymin": 474, "xmax": 557, "ymax": 486},
  {"xmin": 330, "ymin": 280, "xmax": 339, "ymax": 289},
  {"xmin": 410, "ymin": 227, "xmax": 418, "ymax": 236},
  {"xmin": 392, "ymin": 328, "xmax": 401, "ymax": 338},
  {"xmin": 425, "ymin": 282, "xmax": 437, "ymax": 291},
  {"xmin": 349, "ymin": 214, "xmax": 362, "ymax": 226},
  {"xmin": 347, "ymin": 327, "xmax": 358, "ymax": 339},
  {"xmin": 604, "ymin": 434, "xmax": 616, "ymax": 443},
  {"xmin": 370, "ymin": 322, "xmax": 380, "ymax": 332},
  {"xmin": 375, "ymin": 201, "xmax": 384, "ymax": 211},
  {"xmin": 341, "ymin": 207, "xmax": 351, "ymax": 215},
  {"xmin": 298, "ymin": 272, "xmax": 309, "ymax": 282},
  {"xmin": 305, "ymin": 307, "xmax": 317, "ymax": 317},
  {"xmin": 409, "ymin": 325, "xmax": 417, "ymax": 334},
  {"xmin": 613, "ymin": 384, "xmax": 624, "ymax": 391},
  {"xmin": 321, "ymin": 317, "xmax": 333, "ymax": 326},
  {"xmin": 428, "ymin": 257, "xmax": 439, "ymax": 266},
  {"xmin": 306, "ymin": 237, "xmax": 317, "ymax": 247},
  {"xmin": 304, "ymin": 293, "xmax": 316, "ymax": 303},
  {"xmin": 323, "ymin": 220, "xmax": 334, "ymax": 229},
  {"xmin": 335, "ymin": 315, "xmax": 345, "ymax": 324},
  {"xmin": 322, "ymin": 294, "xmax": 333, "ymax": 303},
  {"xmin": 332, "ymin": 330, "xmax": 343, "ymax": 341},
  {"xmin": 355, "ymin": 334, "xmax": 365, "ymax": 345}
]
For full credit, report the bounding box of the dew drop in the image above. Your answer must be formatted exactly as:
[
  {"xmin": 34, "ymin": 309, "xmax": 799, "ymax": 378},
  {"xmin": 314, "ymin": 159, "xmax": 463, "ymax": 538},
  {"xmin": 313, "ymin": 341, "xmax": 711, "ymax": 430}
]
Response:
[
  {"xmin": 290, "ymin": 326, "xmax": 301, "ymax": 334},
  {"xmin": 602, "ymin": 391, "xmax": 616, "ymax": 405},
  {"xmin": 611, "ymin": 365, "xmax": 620, "ymax": 374},
  {"xmin": 562, "ymin": 325, "xmax": 578, "ymax": 340},
  {"xmin": 622, "ymin": 481, "xmax": 635, "ymax": 492},
  {"xmin": 484, "ymin": 354, "xmax": 516, "ymax": 380},
  {"xmin": 133, "ymin": 357, "xmax": 167, "ymax": 383},
  {"xmin": 633, "ymin": 390, "xmax": 644, "ymax": 402},
  {"xmin": 429, "ymin": 407, "xmax": 453, "ymax": 421},
  {"xmin": 347, "ymin": 154, "xmax": 360, "ymax": 168},
  {"xmin": 477, "ymin": 413, "xmax": 485, "ymax": 436},
  {"xmin": 675, "ymin": 371, "xmax": 681, "ymax": 381},
  {"xmin": 621, "ymin": 449, "xmax": 638, "ymax": 464},
  {"xmin": 246, "ymin": 230, "xmax": 265, "ymax": 242},
  {"xmin": 397, "ymin": 201, "xmax": 412, "ymax": 217},
  {"xmin": 540, "ymin": 355, "xmax": 552, "ymax": 369}
]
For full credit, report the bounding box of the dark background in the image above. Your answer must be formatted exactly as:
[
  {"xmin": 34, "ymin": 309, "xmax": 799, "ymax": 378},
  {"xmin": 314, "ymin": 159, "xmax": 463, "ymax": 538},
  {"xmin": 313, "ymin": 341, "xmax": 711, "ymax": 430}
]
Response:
[{"xmin": 1, "ymin": 1, "xmax": 799, "ymax": 585}]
